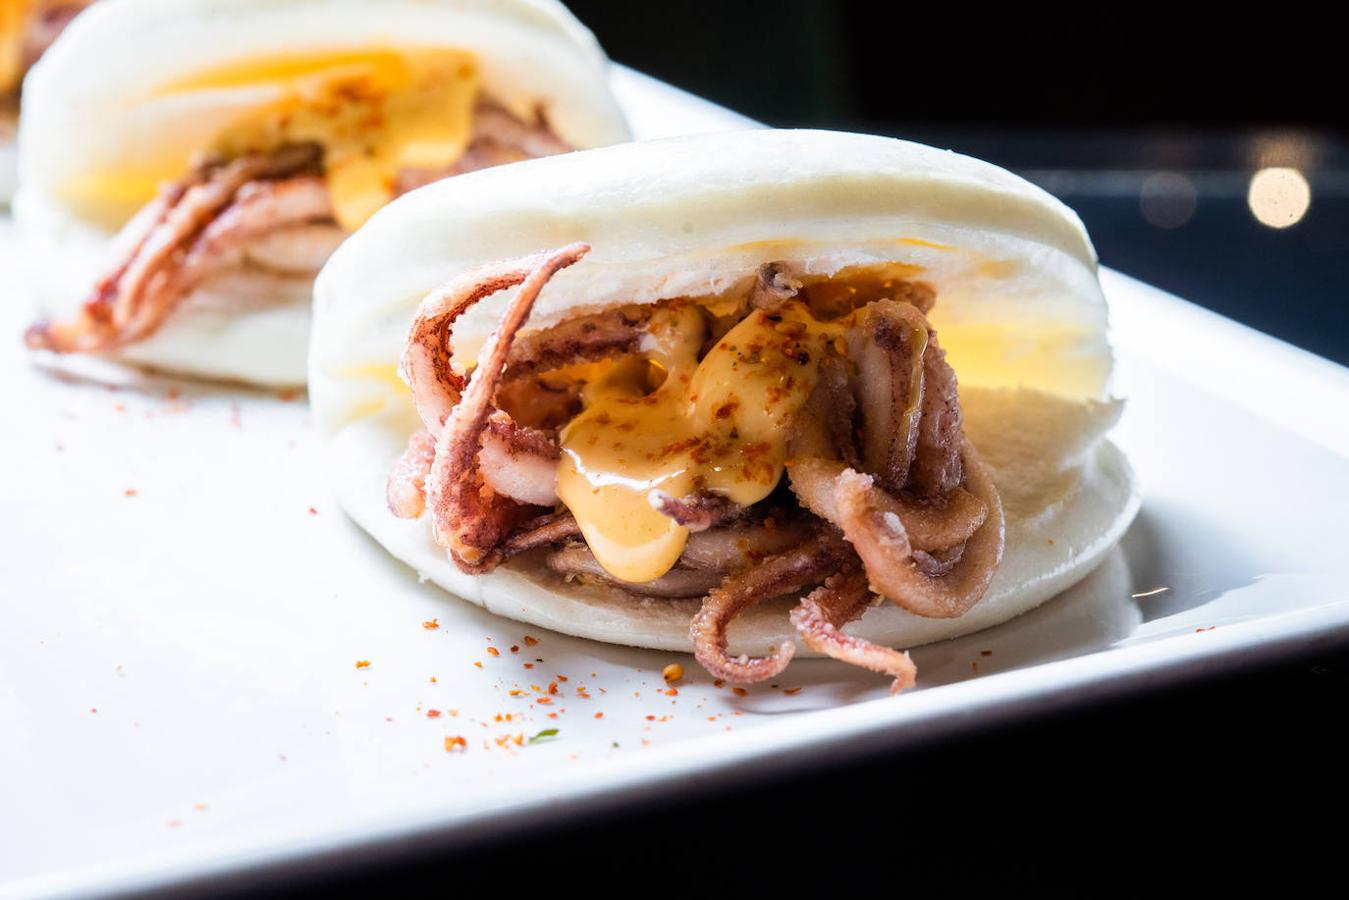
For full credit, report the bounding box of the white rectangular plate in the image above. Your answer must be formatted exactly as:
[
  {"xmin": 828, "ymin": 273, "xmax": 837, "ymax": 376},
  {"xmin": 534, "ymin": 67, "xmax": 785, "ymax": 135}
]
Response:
[{"xmin": 4, "ymin": 67, "xmax": 1349, "ymax": 898}]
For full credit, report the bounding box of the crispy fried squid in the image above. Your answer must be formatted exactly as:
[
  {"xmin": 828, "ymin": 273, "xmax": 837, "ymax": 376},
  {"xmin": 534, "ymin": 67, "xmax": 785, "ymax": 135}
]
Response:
[
  {"xmin": 25, "ymin": 103, "xmax": 572, "ymax": 358},
  {"xmin": 389, "ymin": 250, "xmax": 1006, "ymax": 691}
]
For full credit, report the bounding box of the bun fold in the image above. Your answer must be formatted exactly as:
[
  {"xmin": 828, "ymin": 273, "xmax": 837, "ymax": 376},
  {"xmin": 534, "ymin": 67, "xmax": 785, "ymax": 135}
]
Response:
[
  {"xmin": 17, "ymin": 0, "xmax": 629, "ymax": 385},
  {"xmin": 310, "ymin": 129, "xmax": 1139, "ymax": 684}
]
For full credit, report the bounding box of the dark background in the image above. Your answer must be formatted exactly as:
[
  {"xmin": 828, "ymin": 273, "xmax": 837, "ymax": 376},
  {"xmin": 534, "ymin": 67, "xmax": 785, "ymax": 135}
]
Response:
[
  {"xmin": 571, "ymin": 3, "xmax": 1349, "ymax": 366},
  {"xmin": 247, "ymin": 6, "xmax": 1346, "ymax": 895}
]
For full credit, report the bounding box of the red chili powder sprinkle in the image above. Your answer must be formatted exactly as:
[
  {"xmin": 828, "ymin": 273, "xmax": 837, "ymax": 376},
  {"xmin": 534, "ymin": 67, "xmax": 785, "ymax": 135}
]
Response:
[
  {"xmin": 665, "ymin": 688, "xmax": 678, "ymax": 697},
  {"xmin": 486, "ymin": 647, "xmax": 500, "ymax": 657},
  {"xmin": 307, "ymin": 507, "xmax": 318, "ymax": 516},
  {"xmin": 523, "ymin": 663, "xmax": 535, "ymax": 669},
  {"xmin": 124, "ymin": 489, "xmax": 138, "ymax": 497},
  {"xmin": 422, "ymin": 619, "xmax": 440, "ymax": 630},
  {"xmin": 509, "ymin": 645, "xmax": 520, "ymax": 653},
  {"xmin": 355, "ymin": 660, "xmax": 371, "ymax": 669},
  {"xmin": 547, "ymin": 681, "xmax": 559, "ymax": 695},
  {"xmin": 645, "ymin": 715, "xmax": 655, "ymax": 721},
  {"xmin": 783, "ymin": 688, "xmax": 802, "ymax": 696},
  {"xmin": 557, "ymin": 674, "xmax": 569, "ymax": 682},
  {"xmin": 523, "ymin": 636, "xmax": 540, "ymax": 647},
  {"xmin": 980, "ymin": 650, "xmax": 992, "ymax": 656},
  {"xmin": 536, "ymin": 697, "xmax": 553, "ymax": 705},
  {"xmin": 594, "ymin": 712, "xmax": 604, "ymax": 719},
  {"xmin": 713, "ymin": 679, "xmax": 726, "ymax": 689},
  {"xmin": 427, "ymin": 710, "xmax": 442, "ymax": 719},
  {"xmin": 473, "ymin": 661, "xmax": 483, "ymax": 669},
  {"xmin": 732, "ymin": 687, "xmax": 748, "ymax": 697},
  {"xmin": 444, "ymin": 736, "xmax": 467, "ymax": 752}
]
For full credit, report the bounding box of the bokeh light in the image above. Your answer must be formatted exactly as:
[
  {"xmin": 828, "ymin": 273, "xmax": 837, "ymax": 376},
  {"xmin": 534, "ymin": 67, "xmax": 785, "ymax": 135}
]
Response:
[
  {"xmin": 1139, "ymin": 172, "xmax": 1198, "ymax": 229},
  {"xmin": 1247, "ymin": 167, "xmax": 1311, "ymax": 228}
]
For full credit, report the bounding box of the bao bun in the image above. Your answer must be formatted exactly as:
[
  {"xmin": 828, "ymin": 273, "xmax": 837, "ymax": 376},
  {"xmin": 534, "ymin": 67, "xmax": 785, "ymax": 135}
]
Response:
[
  {"xmin": 311, "ymin": 129, "xmax": 1140, "ymax": 654},
  {"xmin": 15, "ymin": 0, "xmax": 629, "ymax": 386}
]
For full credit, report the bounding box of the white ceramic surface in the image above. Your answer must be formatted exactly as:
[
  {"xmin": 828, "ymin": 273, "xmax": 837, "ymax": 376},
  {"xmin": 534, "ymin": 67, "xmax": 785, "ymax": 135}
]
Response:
[{"xmin": 3, "ymin": 66, "xmax": 1349, "ymax": 898}]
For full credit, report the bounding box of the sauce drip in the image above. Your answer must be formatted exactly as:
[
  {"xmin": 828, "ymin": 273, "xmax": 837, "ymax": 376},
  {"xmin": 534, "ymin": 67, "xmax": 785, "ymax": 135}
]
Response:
[
  {"xmin": 556, "ymin": 300, "xmax": 849, "ymax": 583},
  {"xmin": 61, "ymin": 48, "xmax": 480, "ymax": 230}
]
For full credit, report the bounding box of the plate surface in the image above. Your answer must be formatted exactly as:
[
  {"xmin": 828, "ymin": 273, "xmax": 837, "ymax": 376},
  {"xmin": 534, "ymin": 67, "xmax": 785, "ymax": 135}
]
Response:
[{"xmin": 4, "ymin": 66, "xmax": 1349, "ymax": 898}]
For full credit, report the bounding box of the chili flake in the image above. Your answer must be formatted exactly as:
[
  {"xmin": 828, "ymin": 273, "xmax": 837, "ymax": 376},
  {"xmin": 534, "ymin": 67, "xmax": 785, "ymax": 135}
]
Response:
[
  {"xmin": 523, "ymin": 636, "xmax": 540, "ymax": 647},
  {"xmin": 486, "ymin": 647, "xmax": 500, "ymax": 657},
  {"xmin": 422, "ymin": 619, "xmax": 440, "ymax": 630},
  {"xmin": 355, "ymin": 660, "xmax": 371, "ymax": 669},
  {"xmin": 444, "ymin": 736, "xmax": 467, "ymax": 752}
]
